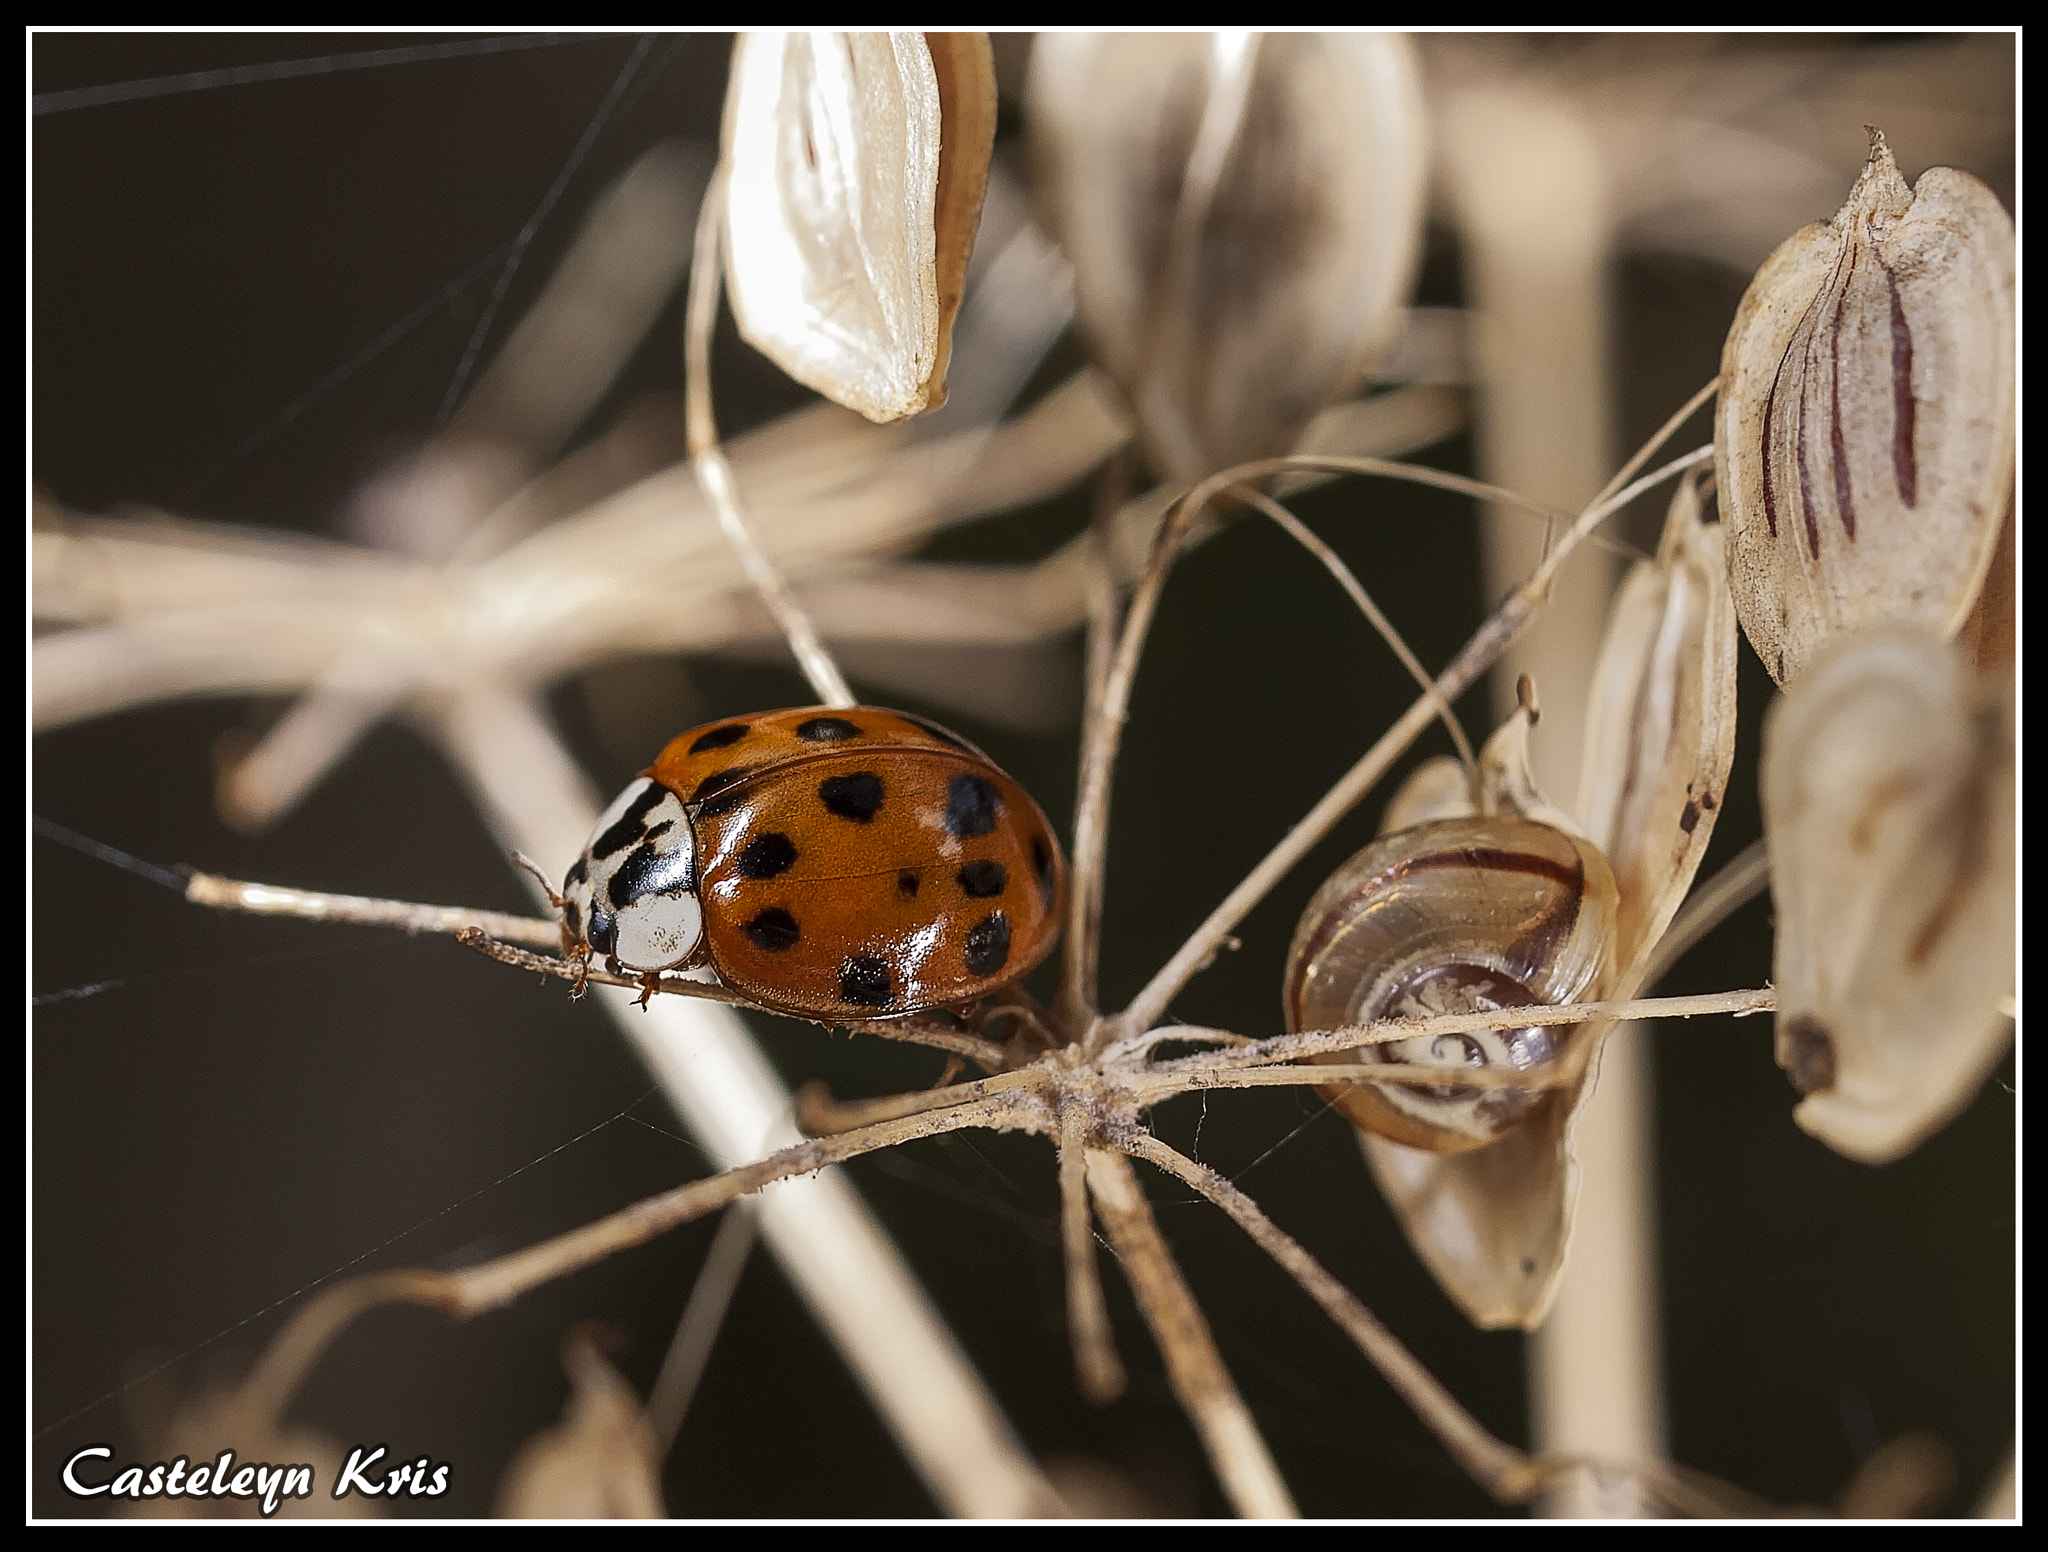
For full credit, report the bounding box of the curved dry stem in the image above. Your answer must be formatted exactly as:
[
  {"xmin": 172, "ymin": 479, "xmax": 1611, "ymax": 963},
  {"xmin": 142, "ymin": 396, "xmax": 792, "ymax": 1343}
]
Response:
[
  {"xmin": 1060, "ymin": 448, "xmax": 1136, "ymax": 1026},
  {"xmin": 1631, "ymin": 837, "xmax": 1771, "ymax": 995},
  {"xmin": 1085, "ymin": 1146, "xmax": 1297, "ymax": 1518},
  {"xmin": 1119, "ymin": 1130, "xmax": 1537, "ymax": 1500},
  {"xmin": 793, "ymin": 1068, "xmax": 1045, "ymax": 1134},
  {"xmin": 1588, "ymin": 376, "xmax": 1719, "ymax": 516},
  {"xmin": 236, "ymin": 1269, "xmax": 455, "ymax": 1433},
  {"xmin": 447, "ymin": 1093, "xmax": 1037, "ymax": 1319},
  {"xmin": 685, "ymin": 163, "xmax": 855, "ymax": 710},
  {"xmin": 646, "ymin": 1201, "xmax": 760, "ymax": 1459},
  {"xmin": 185, "ymin": 870, "xmax": 562, "ymax": 948},
  {"xmin": 1229, "ymin": 481, "xmax": 1477, "ymax": 779},
  {"xmin": 1116, "ymin": 444, "xmax": 1716, "ymax": 1037},
  {"xmin": 1058, "ymin": 1102, "xmax": 1127, "ymax": 1406}
]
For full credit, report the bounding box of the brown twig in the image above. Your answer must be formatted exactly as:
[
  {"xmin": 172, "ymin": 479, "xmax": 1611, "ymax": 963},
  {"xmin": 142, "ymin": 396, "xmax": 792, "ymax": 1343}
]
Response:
[
  {"xmin": 1085, "ymin": 1146, "xmax": 1297, "ymax": 1518},
  {"xmin": 1057, "ymin": 1102, "xmax": 1127, "ymax": 1405}
]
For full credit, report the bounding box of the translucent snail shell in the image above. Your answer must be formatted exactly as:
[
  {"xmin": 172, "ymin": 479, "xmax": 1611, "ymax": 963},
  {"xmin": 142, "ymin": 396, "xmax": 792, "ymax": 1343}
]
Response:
[{"xmin": 1282, "ymin": 814, "xmax": 1618, "ymax": 1154}]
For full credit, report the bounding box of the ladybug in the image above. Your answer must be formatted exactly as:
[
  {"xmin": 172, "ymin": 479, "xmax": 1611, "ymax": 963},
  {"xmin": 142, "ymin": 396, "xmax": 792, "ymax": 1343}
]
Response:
[{"xmin": 561, "ymin": 706, "xmax": 1065, "ymax": 1020}]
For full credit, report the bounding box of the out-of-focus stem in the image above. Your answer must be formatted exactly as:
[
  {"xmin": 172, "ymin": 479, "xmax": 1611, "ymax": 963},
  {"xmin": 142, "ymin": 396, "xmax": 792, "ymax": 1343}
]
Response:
[
  {"xmin": 1441, "ymin": 80, "xmax": 1660, "ymax": 1518},
  {"xmin": 1084, "ymin": 1147, "xmax": 1296, "ymax": 1519}
]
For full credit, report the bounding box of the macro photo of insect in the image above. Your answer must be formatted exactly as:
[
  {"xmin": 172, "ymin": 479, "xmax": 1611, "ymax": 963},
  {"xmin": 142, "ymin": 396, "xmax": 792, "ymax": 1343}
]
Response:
[{"xmin": 32, "ymin": 31, "xmax": 2015, "ymax": 1521}]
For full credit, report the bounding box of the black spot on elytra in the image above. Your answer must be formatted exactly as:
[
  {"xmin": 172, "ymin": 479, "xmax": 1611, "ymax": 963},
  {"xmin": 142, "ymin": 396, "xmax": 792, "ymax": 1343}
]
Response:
[
  {"xmin": 963, "ymin": 912, "xmax": 1011, "ymax": 976},
  {"xmin": 796, "ymin": 716, "xmax": 863, "ymax": 742},
  {"xmin": 690, "ymin": 723, "xmax": 751, "ymax": 753},
  {"xmin": 898, "ymin": 871, "xmax": 919, "ymax": 897},
  {"xmin": 896, "ymin": 711, "xmax": 973, "ymax": 750},
  {"xmin": 956, "ymin": 859, "xmax": 1007, "ymax": 898},
  {"xmin": 563, "ymin": 897, "xmax": 583, "ymax": 941},
  {"xmin": 1701, "ymin": 790, "xmax": 1717, "ymax": 812},
  {"xmin": 818, "ymin": 771, "xmax": 884, "ymax": 822},
  {"xmin": 839, "ymin": 955, "xmax": 894, "ymax": 1007},
  {"xmin": 585, "ymin": 909, "xmax": 617, "ymax": 957},
  {"xmin": 694, "ymin": 765, "xmax": 760, "ymax": 803},
  {"xmin": 643, "ymin": 819, "xmax": 672, "ymax": 842},
  {"xmin": 609, "ymin": 841, "xmax": 692, "ymax": 911},
  {"xmin": 1679, "ymin": 799, "xmax": 1701, "ymax": 834},
  {"xmin": 593, "ymin": 782, "xmax": 666, "ymax": 859},
  {"xmin": 743, "ymin": 908, "xmax": 799, "ymax": 951},
  {"xmin": 944, "ymin": 774, "xmax": 1001, "ymax": 838},
  {"xmin": 1031, "ymin": 835, "xmax": 1055, "ymax": 900},
  {"xmin": 735, "ymin": 832, "xmax": 798, "ymax": 879}
]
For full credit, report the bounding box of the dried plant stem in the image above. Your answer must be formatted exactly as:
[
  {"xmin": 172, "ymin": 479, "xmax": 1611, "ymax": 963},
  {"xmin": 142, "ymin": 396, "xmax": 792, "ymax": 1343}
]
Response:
[
  {"xmin": 1058, "ymin": 1104, "xmax": 1128, "ymax": 1405},
  {"xmin": 1060, "ymin": 448, "xmax": 1135, "ymax": 1026},
  {"xmin": 183, "ymin": 871, "xmax": 563, "ymax": 948},
  {"xmin": 1144, "ymin": 986, "xmax": 1775, "ymax": 1076},
  {"xmin": 645, "ymin": 1201, "xmax": 760, "ymax": 1458},
  {"xmin": 1119, "ymin": 1130, "xmax": 1535, "ymax": 1500},
  {"xmin": 1228, "ymin": 482, "xmax": 1477, "ymax": 777},
  {"xmin": 233, "ymin": 1093, "xmax": 1023, "ymax": 1447},
  {"xmin": 1084, "ymin": 1147, "xmax": 1297, "ymax": 1519},
  {"xmin": 1116, "ymin": 445, "xmax": 1712, "ymax": 1038},
  {"xmin": 685, "ymin": 165, "xmax": 855, "ymax": 710},
  {"xmin": 1630, "ymin": 837, "xmax": 1771, "ymax": 995}
]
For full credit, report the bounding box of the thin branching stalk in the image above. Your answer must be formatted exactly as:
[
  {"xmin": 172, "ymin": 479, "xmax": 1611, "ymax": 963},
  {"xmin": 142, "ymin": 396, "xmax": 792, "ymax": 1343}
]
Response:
[
  {"xmin": 1117, "ymin": 443, "xmax": 1715, "ymax": 1038},
  {"xmin": 1227, "ymin": 482, "xmax": 1478, "ymax": 778},
  {"xmin": 183, "ymin": 870, "xmax": 563, "ymax": 947},
  {"xmin": 1084, "ymin": 1146, "xmax": 1296, "ymax": 1518},
  {"xmin": 1060, "ymin": 448, "xmax": 1136, "ymax": 1027},
  {"xmin": 645, "ymin": 1202, "xmax": 760, "ymax": 1459},
  {"xmin": 1058, "ymin": 1101, "xmax": 1127, "ymax": 1405},
  {"xmin": 684, "ymin": 165, "xmax": 855, "ymax": 710}
]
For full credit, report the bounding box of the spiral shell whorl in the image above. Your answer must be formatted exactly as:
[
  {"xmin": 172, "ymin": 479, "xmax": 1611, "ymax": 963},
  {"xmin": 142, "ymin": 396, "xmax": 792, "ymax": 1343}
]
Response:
[{"xmin": 1284, "ymin": 815, "xmax": 1618, "ymax": 1153}]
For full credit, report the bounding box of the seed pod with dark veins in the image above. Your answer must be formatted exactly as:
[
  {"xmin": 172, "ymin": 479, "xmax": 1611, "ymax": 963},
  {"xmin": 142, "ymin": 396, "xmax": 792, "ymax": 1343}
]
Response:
[{"xmin": 1714, "ymin": 131, "xmax": 2014, "ymax": 687}]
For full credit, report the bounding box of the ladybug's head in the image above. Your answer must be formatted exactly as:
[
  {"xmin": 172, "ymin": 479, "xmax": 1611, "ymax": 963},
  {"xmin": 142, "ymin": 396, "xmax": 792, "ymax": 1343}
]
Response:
[{"xmin": 562, "ymin": 777, "xmax": 702, "ymax": 972}]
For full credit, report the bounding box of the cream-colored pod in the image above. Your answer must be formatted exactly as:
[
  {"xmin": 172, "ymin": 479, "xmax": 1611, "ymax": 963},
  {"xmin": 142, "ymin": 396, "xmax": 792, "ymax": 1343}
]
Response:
[
  {"xmin": 1714, "ymin": 131, "xmax": 2013, "ymax": 687},
  {"xmin": 1761, "ymin": 625, "xmax": 2014, "ymax": 1164},
  {"xmin": 721, "ymin": 32, "xmax": 997, "ymax": 423},
  {"xmin": 1299, "ymin": 476, "xmax": 1739, "ymax": 1329},
  {"xmin": 1026, "ymin": 32, "xmax": 1426, "ymax": 480}
]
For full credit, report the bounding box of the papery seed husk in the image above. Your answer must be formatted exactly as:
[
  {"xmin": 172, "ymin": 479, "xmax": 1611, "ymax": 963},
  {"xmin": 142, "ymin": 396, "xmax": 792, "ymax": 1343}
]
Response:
[
  {"xmin": 1360, "ymin": 1101, "xmax": 1575, "ymax": 1330},
  {"xmin": 723, "ymin": 32, "xmax": 996, "ymax": 424},
  {"xmin": 1761, "ymin": 625, "xmax": 2014, "ymax": 1165},
  {"xmin": 1575, "ymin": 471, "xmax": 1739, "ymax": 987},
  {"xmin": 1026, "ymin": 32, "xmax": 1426, "ymax": 480},
  {"xmin": 1715, "ymin": 132, "xmax": 2014, "ymax": 687},
  {"xmin": 1306, "ymin": 704, "xmax": 1620, "ymax": 1328}
]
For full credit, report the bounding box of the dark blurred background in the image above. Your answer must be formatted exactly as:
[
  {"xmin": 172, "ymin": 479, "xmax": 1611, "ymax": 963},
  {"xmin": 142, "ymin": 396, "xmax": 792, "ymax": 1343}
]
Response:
[{"xmin": 32, "ymin": 33, "xmax": 2014, "ymax": 1518}]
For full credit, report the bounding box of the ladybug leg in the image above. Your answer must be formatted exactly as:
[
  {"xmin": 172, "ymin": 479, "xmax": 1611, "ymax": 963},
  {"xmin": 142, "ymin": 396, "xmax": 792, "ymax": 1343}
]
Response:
[
  {"xmin": 930, "ymin": 1054, "xmax": 965, "ymax": 1089},
  {"xmin": 635, "ymin": 971, "xmax": 662, "ymax": 1009},
  {"xmin": 568, "ymin": 944, "xmax": 592, "ymax": 1000}
]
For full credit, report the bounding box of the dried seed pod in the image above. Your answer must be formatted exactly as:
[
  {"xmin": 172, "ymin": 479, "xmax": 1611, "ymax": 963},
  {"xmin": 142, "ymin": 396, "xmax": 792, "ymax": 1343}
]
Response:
[
  {"xmin": 1026, "ymin": 32, "xmax": 1426, "ymax": 480},
  {"xmin": 1284, "ymin": 814, "xmax": 1619, "ymax": 1154},
  {"xmin": 1715, "ymin": 131, "xmax": 2014, "ymax": 686},
  {"xmin": 1762, "ymin": 625, "xmax": 2014, "ymax": 1164},
  {"xmin": 1576, "ymin": 470, "xmax": 1740, "ymax": 986},
  {"xmin": 722, "ymin": 32, "xmax": 997, "ymax": 423}
]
